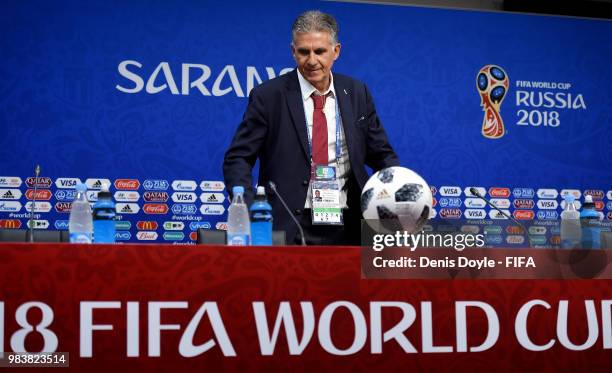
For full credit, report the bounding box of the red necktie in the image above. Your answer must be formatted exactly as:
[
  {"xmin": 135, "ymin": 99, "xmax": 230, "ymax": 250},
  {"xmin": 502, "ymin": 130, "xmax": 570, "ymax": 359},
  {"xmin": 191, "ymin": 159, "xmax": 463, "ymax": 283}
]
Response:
[{"xmin": 311, "ymin": 93, "xmax": 328, "ymax": 165}]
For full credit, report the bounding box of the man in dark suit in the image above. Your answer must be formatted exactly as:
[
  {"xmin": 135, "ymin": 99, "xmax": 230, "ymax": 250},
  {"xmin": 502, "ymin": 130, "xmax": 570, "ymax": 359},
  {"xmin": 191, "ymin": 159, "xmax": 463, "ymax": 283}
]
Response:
[{"xmin": 223, "ymin": 10, "xmax": 399, "ymax": 245}]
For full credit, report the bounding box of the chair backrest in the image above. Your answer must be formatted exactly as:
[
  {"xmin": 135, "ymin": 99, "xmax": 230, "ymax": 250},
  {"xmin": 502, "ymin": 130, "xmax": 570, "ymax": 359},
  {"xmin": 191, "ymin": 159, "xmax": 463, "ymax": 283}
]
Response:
[
  {"xmin": 197, "ymin": 229, "xmax": 286, "ymax": 246},
  {"xmin": 0, "ymin": 229, "xmax": 27, "ymax": 242},
  {"xmin": 0, "ymin": 229, "xmax": 67, "ymax": 243}
]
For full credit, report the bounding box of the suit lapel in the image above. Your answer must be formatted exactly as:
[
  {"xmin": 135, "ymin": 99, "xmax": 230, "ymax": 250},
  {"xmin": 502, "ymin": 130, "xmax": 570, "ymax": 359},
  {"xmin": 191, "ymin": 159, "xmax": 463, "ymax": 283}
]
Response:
[
  {"xmin": 334, "ymin": 78, "xmax": 356, "ymax": 162},
  {"xmin": 285, "ymin": 70, "xmax": 310, "ymax": 161}
]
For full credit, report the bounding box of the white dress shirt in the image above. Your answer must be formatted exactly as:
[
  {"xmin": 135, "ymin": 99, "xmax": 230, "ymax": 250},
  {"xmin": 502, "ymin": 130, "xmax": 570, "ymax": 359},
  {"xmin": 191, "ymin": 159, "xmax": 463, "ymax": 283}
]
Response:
[{"xmin": 296, "ymin": 70, "xmax": 351, "ymax": 209}]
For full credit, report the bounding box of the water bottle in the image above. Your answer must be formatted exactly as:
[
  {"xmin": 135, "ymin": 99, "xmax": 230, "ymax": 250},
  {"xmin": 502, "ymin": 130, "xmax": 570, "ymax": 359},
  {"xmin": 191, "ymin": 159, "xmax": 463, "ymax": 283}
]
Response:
[
  {"xmin": 93, "ymin": 183, "xmax": 116, "ymax": 243},
  {"xmin": 580, "ymin": 195, "xmax": 601, "ymax": 249},
  {"xmin": 250, "ymin": 186, "xmax": 273, "ymax": 245},
  {"xmin": 560, "ymin": 195, "xmax": 581, "ymax": 249},
  {"xmin": 227, "ymin": 186, "xmax": 250, "ymax": 245},
  {"xmin": 69, "ymin": 182, "xmax": 93, "ymax": 243}
]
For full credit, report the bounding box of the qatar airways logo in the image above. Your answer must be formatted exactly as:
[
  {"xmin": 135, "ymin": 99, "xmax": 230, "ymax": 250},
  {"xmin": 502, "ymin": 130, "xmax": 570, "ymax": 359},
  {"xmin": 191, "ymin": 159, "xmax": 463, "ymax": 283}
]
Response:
[{"xmin": 116, "ymin": 60, "xmax": 293, "ymax": 98}]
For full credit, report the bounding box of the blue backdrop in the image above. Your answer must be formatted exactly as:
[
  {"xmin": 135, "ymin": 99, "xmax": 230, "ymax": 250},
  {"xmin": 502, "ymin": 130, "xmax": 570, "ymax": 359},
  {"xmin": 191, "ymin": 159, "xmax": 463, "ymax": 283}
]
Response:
[{"xmin": 1, "ymin": 0, "xmax": 611, "ymax": 243}]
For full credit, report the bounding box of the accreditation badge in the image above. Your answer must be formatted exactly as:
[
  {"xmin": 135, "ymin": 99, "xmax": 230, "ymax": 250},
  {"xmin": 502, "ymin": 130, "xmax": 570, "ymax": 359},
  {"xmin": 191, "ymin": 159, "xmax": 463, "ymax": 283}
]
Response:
[{"xmin": 310, "ymin": 165, "xmax": 343, "ymax": 225}]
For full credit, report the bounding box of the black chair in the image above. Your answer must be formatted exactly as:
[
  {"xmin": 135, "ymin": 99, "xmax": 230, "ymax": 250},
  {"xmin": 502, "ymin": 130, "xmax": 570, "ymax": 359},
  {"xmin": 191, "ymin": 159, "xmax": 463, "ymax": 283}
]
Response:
[
  {"xmin": 0, "ymin": 229, "xmax": 68, "ymax": 242},
  {"xmin": 197, "ymin": 229, "xmax": 286, "ymax": 246}
]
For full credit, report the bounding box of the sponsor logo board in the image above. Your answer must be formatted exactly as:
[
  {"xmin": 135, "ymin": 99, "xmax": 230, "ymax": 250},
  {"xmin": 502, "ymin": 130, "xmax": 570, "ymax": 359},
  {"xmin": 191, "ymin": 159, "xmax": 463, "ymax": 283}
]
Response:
[
  {"xmin": 87, "ymin": 191, "xmax": 99, "ymax": 202},
  {"xmin": 171, "ymin": 203, "xmax": 198, "ymax": 215},
  {"xmin": 464, "ymin": 198, "xmax": 486, "ymax": 208},
  {"xmin": 529, "ymin": 226, "xmax": 547, "ymax": 235},
  {"xmin": 27, "ymin": 219, "xmax": 50, "ymax": 229},
  {"xmin": 537, "ymin": 189, "xmax": 558, "ymax": 199},
  {"xmin": 25, "ymin": 189, "xmax": 52, "ymax": 201},
  {"xmin": 512, "ymin": 188, "xmax": 535, "ymax": 199},
  {"xmin": 506, "ymin": 235, "xmax": 525, "ymax": 245},
  {"xmin": 115, "ymin": 231, "xmax": 132, "ymax": 241},
  {"xmin": 560, "ymin": 189, "xmax": 581, "ymax": 199},
  {"xmin": 55, "ymin": 202, "xmax": 72, "ymax": 213},
  {"xmin": 172, "ymin": 180, "xmax": 197, "ymax": 191},
  {"xmin": 114, "ymin": 179, "xmax": 140, "ymax": 190},
  {"xmin": 464, "ymin": 209, "xmax": 486, "ymax": 219},
  {"xmin": 584, "ymin": 190, "xmax": 604, "ymax": 200},
  {"xmin": 172, "ymin": 192, "xmax": 197, "ymax": 203},
  {"xmin": 54, "ymin": 220, "xmax": 70, "ymax": 230},
  {"xmin": 0, "ymin": 189, "xmax": 22, "ymax": 200},
  {"xmin": 537, "ymin": 200, "xmax": 558, "ymax": 210},
  {"xmin": 513, "ymin": 199, "xmax": 534, "ymax": 209},
  {"xmin": 537, "ymin": 211, "xmax": 559, "ymax": 220},
  {"xmin": 200, "ymin": 204, "xmax": 225, "ymax": 215},
  {"xmin": 483, "ymin": 225, "xmax": 502, "ymax": 235},
  {"xmin": 117, "ymin": 203, "xmax": 140, "ymax": 214},
  {"xmin": 0, "ymin": 219, "xmax": 22, "ymax": 229},
  {"xmin": 200, "ymin": 193, "xmax": 226, "ymax": 204},
  {"xmin": 163, "ymin": 232, "xmax": 185, "ymax": 241},
  {"xmin": 137, "ymin": 221, "xmax": 158, "ymax": 230},
  {"xmin": 136, "ymin": 231, "xmax": 158, "ymax": 241},
  {"xmin": 439, "ymin": 186, "xmax": 461, "ymax": 197},
  {"xmin": 464, "ymin": 187, "xmax": 486, "ymax": 197},
  {"xmin": 25, "ymin": 177, "xmax": 52, "ymax": 188},
  {"xmin": 438, "ymin": 197, "xmax": 462, "ymax": 208},
  {"xmin": 143, "ymin": 203, "xmax": 169, "ymax": 214},
  {"xmin": 143, "ymin": 179, "xmax": 169, "ymax": 191},
  {"xmin": 439, "ymin": 208, "xmax": 462, "ymax": 219},
  {"xmin": 55, "ymin": 178, "xmax": 81, "ymax": 189},
  {"xmin": 114, "ymin": 191, "xmax": 140, "ymax": 202},
  {"xmin": 490, "ymin": 199, "xmax": 510, "ymax": 209},
  {"xmin": 164, "ymin": 221, "xmax": 185, "ymax": 231},
  {"xmin": 513, "ymin": 210, "xmax": 535, "ymax": 220},
  {"xmin": 488, "ymin": 187, "xmax": 510, "ymax": 198},
  {"xmin": 0, "ymin": 177, "xmax": 22, "ymax": 188},
  {"xmin": 0, "ymin": 201, "xmax": 22, "ymax": 212},
  {"xmin": 85, "ymin": 178, "xmax": 111, "ymax": 190},
  {"xmin": 25, "ymin": 201, "xmax": 52, "ymax": 213},
  {"xmin": 115, "ymin": 221, "xmax": 132, "ymax": 230},
  {"xmin": 55, "ymin": 189, "xmax": 76, "ymax": 201},
  {"xmin": 489, "ymin": 210, "xmax": 510, "ymax": 220},
  {"xmin": 200, "ymin": 180, "xmax": 225, "ymax": 192},
  {"xmin": 143, "ymin": 191, "xmax": 169, "ymax": 202},
  {"xmin": 189, "ymin": 221, "xmax": 211, "ymax": 230}
]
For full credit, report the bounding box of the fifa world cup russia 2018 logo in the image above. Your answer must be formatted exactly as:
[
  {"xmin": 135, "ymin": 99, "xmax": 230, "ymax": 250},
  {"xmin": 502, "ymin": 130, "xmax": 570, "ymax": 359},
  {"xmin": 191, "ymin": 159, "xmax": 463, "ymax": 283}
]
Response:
[{"xmin": 476, "ymin": 65, "xmax": 509, "ymax": 139}]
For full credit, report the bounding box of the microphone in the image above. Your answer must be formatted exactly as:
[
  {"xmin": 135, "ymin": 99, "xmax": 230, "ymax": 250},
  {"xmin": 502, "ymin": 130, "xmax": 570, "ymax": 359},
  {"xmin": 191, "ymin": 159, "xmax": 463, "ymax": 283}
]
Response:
[
  {"xmin": 469, "ymin": 187, "xmax": 533, "ymax": 248},
  {"xmin": 28, "ymin": 165, "xmax": 41, "ymax": 243},
  {"xmin": 268, "ymin": 181, "xmax": 306, "ymax": 246}
]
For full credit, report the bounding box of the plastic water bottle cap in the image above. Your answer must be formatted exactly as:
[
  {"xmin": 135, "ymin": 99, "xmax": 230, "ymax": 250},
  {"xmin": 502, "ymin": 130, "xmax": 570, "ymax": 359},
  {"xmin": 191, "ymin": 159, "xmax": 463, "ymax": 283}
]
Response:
[
  {"xmin": 584, "ymin": 195, "xmax": 593, "ymax": 203},
  {"xmin": 100, "ymin": 182, "xmax": 110, "ymax": 193},
  {"xmin": 256, "ymin": 186, "xmax": 266, "ymax": 196},
  {"xmin": 75, "ymin": 182, "xmax": 87, "ymax": 192},
  {"xmin": 564, "ymin": 194, "xmax": 575, "ymax": 203},
  {"xmin": 232, "ymin": 186, "xmax": 245, "ymax": 195}
]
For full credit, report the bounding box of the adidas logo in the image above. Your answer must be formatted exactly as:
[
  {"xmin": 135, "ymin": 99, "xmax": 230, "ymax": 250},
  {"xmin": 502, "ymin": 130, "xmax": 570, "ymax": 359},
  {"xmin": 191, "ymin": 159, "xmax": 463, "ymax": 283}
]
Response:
[
  {"xmin": 93, "ymin": 180, "xmax": 102, "ymax": 188},
  {"xmin": 121, "ymin": 205, "xmax": 133, "ymax": 213},
  {"xmin": 207, "ymin": 195, "xmax": 218, "ymax": 202},
  {"xmin": 376, "ymin": 189, "xmax": 391, "ymax": 200},
  {"xmin": 2, "ymin": 190, "xmax": 14, "ymax": 199}
]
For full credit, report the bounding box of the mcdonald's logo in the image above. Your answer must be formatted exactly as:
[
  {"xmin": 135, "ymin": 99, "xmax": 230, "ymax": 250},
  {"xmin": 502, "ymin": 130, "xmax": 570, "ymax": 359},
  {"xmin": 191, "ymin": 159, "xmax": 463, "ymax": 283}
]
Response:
[
  {"xmin": 0, "ymin": 219, "xmax": 22, "ymax": 229},
  {"xmin": 137, "ymin": 221, "xmax": 158, "ymax": 230}
]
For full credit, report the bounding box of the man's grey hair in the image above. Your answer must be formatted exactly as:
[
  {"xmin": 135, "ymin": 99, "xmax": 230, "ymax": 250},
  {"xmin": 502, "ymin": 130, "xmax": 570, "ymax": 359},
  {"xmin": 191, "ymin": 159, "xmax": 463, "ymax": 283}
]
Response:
[{"xmin": 292, "ymin": 10, "xmax": 339, "ymax": 45}]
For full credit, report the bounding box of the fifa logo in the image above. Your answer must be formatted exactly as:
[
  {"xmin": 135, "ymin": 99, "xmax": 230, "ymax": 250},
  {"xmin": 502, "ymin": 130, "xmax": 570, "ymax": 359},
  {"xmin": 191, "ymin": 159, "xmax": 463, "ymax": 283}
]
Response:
[{"xmin": 476, "ymin": 65, "xmax": 509, "ymax": 139}]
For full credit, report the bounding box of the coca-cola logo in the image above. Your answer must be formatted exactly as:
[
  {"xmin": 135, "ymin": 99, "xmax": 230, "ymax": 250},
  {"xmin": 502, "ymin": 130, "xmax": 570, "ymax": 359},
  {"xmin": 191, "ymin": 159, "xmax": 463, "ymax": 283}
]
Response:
[
  {"xmin": 114, "ymin": 179, "xmax": 140, "ymax": 190},
  {"xmin": 488, "ymin": 187, "xmax": 511, "ymax": 198},
  {"xmin": 26, "ymin": 189, "xmax": 53, "ymax": 201},
  {"xmin": 513, "ymin": 210, "xmax": 535, "ymax": 220},
  {"xmin": 143, "ymin": 203, "xmax": 169, "ymax": 214}
]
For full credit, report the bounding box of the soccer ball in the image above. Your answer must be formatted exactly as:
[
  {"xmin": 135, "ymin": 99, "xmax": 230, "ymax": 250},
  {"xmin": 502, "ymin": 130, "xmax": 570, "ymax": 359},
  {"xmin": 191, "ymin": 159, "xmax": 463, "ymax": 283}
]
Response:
[{"xmin": 360, "ymin": 167, "xmax": 433, "ymax": 234}]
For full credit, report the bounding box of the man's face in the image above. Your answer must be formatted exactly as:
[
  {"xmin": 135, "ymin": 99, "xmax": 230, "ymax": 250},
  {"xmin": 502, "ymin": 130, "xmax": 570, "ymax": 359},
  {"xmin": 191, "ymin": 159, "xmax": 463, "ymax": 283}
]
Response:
[{"xmin": 291, "ymin": 31, "xmax": 340, "ymax": 92}]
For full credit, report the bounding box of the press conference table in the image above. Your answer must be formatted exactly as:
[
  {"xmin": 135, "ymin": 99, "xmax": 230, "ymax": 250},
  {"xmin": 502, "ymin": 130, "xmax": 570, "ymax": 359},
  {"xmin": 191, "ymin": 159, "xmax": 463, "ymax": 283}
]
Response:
[{"xmin": 0, "ymin": 243, "xmax": 610, "ymax": 372}]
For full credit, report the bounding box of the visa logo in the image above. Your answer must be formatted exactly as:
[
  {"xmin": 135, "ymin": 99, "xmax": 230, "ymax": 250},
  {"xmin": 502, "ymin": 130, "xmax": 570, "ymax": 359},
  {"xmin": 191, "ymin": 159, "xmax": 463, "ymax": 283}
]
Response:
[
  {"xmin": 439, "ymin": 186, "xmax": 461, "ymax": 197},
  {"xmin": 537, "ymin": 200, "xmax": 558, "ymax": 210},
  {"xmin": 56, "ymin": 178, "xmax": 80, "ymax": 188},
  {"xmin": 172, "ymin": 192, "xmax": 197, "ymax": 202},
  {"xmin": 465, "ymin": 209, "xmax": 486, "ymax": 219}
]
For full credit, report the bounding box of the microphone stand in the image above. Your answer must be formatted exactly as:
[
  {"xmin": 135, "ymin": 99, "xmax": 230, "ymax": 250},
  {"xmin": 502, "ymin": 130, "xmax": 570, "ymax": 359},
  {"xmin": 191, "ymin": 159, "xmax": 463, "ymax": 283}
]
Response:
[
  {"xmin": 28, "ymin": 165, "xmax": 41, "ymax": 243},
  {"xmin": 268, "ymin": 181, "xmax": 306, "ymax": 246}
]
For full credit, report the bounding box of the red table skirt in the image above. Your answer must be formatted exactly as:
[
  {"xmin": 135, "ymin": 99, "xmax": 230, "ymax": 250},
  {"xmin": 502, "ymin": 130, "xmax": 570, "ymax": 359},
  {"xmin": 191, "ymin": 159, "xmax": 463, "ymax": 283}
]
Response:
[{"xmin": 0, "ymin": 243, "xmax": 610, "ymax": 372}]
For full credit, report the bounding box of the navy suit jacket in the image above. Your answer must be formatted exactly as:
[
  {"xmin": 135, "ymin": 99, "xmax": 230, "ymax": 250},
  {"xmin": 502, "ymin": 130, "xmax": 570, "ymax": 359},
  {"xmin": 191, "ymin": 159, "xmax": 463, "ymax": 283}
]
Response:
[{"xmin": 223, "ymin": 69, "xmax": 399, "ymax": 241}]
